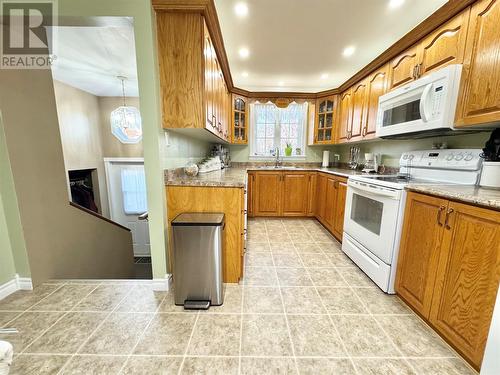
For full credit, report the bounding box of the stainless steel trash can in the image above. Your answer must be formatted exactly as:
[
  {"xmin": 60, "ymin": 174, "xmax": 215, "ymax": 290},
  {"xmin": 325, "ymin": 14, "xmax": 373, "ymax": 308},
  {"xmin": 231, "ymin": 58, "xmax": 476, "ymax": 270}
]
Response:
[{"xmin": 171, "ymin": 213, "xmax": 225, "ymax": 309}]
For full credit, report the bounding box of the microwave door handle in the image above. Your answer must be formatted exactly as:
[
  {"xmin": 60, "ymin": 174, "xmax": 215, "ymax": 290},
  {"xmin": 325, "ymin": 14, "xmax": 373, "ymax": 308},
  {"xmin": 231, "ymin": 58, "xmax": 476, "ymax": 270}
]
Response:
[{"xmin": 419, "ymin": 83, "xmax": 433, "ymax": 122}]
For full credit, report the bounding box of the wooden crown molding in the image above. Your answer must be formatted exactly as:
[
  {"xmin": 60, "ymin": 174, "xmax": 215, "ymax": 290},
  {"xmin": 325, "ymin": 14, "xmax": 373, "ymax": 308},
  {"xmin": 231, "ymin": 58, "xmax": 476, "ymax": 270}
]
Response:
[{"xmin": 153, "ymin": 0, "xmax": 477, "ymax": 99}]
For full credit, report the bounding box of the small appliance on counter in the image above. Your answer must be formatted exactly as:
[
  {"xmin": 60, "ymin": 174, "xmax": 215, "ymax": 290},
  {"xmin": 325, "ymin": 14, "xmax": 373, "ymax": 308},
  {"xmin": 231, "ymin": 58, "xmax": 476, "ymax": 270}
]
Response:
[
  {"xmin": 198, "ymin": 156, "xmax": 223, "ymax": 173},
  {"xmin": 211, "ymin": 144, "xmax": 231, "ymax": 168},
  {"xmin": 362, "ymin": 153, "xmax": 380, "ymax": 173},
  {"xmin": 479, "ymin": 128, "xmax": 500, "ymax": 188}
]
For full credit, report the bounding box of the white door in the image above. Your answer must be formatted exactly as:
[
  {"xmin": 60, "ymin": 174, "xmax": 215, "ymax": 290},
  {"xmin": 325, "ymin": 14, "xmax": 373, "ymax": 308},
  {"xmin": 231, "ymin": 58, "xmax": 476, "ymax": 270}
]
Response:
[{"xmin": 105, "ymin": 159, "xmax": 150, "ymax": 257}]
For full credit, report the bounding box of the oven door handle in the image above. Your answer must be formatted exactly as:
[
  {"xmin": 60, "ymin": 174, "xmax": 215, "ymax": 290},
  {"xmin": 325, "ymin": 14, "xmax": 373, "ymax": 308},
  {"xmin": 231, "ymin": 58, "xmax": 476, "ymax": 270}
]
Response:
[{"xmin": 348, "ymin": 180, "xmax": 400, "ymax": 199}]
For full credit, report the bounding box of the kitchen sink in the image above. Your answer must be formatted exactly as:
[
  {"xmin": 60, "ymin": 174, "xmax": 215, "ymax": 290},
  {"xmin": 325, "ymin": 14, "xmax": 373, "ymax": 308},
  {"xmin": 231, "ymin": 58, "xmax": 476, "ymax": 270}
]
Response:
[{"xmin": 255, "ymin": 166, "xmax": 300, "ymax": 169}]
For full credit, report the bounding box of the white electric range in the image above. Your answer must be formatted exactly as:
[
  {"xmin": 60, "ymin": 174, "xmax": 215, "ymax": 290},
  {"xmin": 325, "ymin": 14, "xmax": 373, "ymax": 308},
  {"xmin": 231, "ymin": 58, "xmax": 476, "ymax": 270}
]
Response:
[{"xmin": 342, "ymin": 149, "xmax": 483, "ymax": 294}]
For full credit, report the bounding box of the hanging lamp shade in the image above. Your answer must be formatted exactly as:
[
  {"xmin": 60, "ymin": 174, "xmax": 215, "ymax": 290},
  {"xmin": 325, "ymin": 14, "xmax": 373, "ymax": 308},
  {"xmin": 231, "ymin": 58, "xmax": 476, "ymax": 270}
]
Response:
[{"xmin": 110, "ymin": 76, "xmax": 142, "ymax": 144}]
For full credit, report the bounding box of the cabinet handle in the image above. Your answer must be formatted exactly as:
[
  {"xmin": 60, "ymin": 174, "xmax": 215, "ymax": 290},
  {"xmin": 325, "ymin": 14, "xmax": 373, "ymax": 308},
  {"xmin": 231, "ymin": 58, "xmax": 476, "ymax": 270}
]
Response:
[
  {"xmin": 444, "ymin": 208, "xmax": 454, "ymax": 230},
  {"xmin": 437, "ymin": 205, "xmax": 445, "ymax": 226},
  {"xmin": 412, "ymin": 65, "xmax": 417, "ymax": 79},
  {"xmin": 362, "ymin": 126, "xmax": 367, "ymax": 137},
  {"xmin": 417, "ymin": 63, "xmax": 423, "ymax": 78}
]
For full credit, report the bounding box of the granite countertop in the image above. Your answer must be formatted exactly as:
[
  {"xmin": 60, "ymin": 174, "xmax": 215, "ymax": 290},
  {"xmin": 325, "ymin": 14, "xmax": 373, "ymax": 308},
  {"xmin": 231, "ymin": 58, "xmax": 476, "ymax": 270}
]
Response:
[
  {"xmin": 406, "ymin": 184, "xmax": 500, "ymax": 211},
  {"xmin": 165, "ymin": 165, "xmax": 368, "ymax": 188}
]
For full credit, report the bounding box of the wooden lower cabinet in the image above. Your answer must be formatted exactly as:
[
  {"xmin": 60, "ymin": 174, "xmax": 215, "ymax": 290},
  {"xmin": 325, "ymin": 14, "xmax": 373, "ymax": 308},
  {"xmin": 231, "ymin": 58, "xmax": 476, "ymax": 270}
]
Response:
[
  {"xmin": 323, "ymin": 177, "xmax": 337, "ymax": 229},
  {"xmin": 166, "ymin": 186, "xmax": 245, "ymax": 283},
  {"xmin": 249, "ymin": 171, "xmax": 348, "ymax": 241},
  {"xmin": 396, "ymin": 192, "xmax": 447, "ymax": 318},
  {"xmin": 332, "ymin": 180, "xmax": 347, "ymax": 240},
  {"xmin": 254, "ymin": 171, "xmax": 282, "ymax": 216},
  {"xmin": 315, "ymin": 173, "xmax": 328, "ymax": 221},
  {"xmin": 247, "ymin": 172, "xmax": 255, "ymax": 217},
  {"xmin": 306, "ymin": 173, "xmax": 317, "ymax": 217},
  {"xmin": 282, "ymin": 172, "xmax": 309, "ymax": 216},
  {"xmin": 396, "ymin": 192, "xmax": 500, "ymax": 370}
]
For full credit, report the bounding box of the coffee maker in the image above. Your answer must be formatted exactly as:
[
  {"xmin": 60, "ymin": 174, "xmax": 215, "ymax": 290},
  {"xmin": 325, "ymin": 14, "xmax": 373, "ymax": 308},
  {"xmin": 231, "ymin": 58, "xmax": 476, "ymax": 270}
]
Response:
[{"xmin": 362, "ymin": 153, "xmax": 379, "ymax": 173}]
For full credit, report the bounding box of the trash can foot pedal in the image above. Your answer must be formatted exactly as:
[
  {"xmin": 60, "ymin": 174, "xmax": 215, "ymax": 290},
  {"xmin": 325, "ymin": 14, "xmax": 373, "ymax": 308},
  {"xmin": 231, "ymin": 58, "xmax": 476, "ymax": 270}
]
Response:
[{"xmin": 184, "ymin": 300, "xmax": 210, "ymax": 310}]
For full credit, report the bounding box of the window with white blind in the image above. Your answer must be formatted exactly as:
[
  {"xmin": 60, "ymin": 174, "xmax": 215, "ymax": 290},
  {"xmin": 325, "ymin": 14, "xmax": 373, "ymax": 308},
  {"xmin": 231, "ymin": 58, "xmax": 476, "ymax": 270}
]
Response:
[{"xmin": 249, "ymin": 102, "xmax": 308, "ymax": 158}]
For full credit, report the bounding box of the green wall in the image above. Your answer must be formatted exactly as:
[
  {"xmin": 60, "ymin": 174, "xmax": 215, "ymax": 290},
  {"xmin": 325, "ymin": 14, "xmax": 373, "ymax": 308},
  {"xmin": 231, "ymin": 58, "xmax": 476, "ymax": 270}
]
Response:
[
  {"xmin": 0, "ymin": 115, "xmax": 30, "ymax": 283},
  {"xmin": 326, "ymin": 132, "xmax": 491, "ymax": 168},
  {"xmin": 229, "ymin": 131, "xmax": 491, "ymax": 167},
  {"xmin": 0, "ymin": 197, "xmax": 16, "ymax": 285}
]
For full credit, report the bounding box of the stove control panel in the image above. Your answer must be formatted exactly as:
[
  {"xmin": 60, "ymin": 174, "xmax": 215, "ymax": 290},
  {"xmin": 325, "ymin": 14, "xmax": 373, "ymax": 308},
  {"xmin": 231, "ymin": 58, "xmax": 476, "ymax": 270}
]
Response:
[{"xmin": 400, "ymin": 149, "xmax": 482, "ymax": 170}]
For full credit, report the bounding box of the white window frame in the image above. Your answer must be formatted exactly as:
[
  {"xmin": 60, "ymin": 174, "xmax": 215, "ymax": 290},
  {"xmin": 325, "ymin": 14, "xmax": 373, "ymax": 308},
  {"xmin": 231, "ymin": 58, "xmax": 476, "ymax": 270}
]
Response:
[{"xmin": 249, "ymin": 102, "xmax": 308, "ymax": 161}]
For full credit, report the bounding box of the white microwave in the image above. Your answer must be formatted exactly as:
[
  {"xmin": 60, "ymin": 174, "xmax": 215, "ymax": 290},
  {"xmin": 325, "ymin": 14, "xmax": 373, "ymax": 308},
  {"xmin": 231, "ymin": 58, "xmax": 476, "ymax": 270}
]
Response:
[{"xmin": 376, "ymin": 64, "xmax": 462, "ymax": 138}]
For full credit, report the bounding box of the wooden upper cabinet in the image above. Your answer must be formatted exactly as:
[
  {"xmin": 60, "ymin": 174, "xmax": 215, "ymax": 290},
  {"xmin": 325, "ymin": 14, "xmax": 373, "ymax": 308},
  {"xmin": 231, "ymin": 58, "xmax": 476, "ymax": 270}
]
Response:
[
  {"xmin": 418, "ymin": 8, "xmax": 469, "ymax": 77},
  {"xmin": 350, "ymin": 79, "xmax": 368, "ymax": 142},
  {"xmin": 156, "ymin": 12, "xmax": 204, "ymax": 129},
  {"xmin": 315, "ymin": 95, "xmax": 336, "ymax": 144},
  {"xmin": 430, "ymin": 201, "xmax": 500, "ymax": 370},
  {"xmin": 332, "ymin": 179, "xmax": 347, "ymax": 240},
  {"xmin": 155, "ymin": 12, "xmax": 229, "ymax": 141},
  {"xmin": 456, "ymin": 0, "xmax": 500, "ymax": 127},
  {"xmin": 363, "ymin": 65, "xmax": 389, "ymax": 139},
  {"xmin": 388, "ymin": 45, "xmax": 420, "ymax": 90},
  {"xmin": 337, "ymin": 89, "xmax": 353, "ymax": 143},
  {"xmin": 254, "ymin": 172, "xmax": 282, "ymax": 216},
  {"xmin": 232, "ymin": 94, "xmax": 248, "ymax": 144},
  {"xmin": 396, "ymin": 192, "xmax": 447, "ymax": 318},
  {"xmin": 282, "ymin": 173, "xmax": 309, "ymax": 216}
]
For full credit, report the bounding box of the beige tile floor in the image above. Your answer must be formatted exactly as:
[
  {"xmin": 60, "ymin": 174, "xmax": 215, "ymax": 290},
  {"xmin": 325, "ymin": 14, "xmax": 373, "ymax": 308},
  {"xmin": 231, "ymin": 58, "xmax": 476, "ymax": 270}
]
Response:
[{"xmin": 0, "ymin": 218, "xmax": 478, "ymax": 374}]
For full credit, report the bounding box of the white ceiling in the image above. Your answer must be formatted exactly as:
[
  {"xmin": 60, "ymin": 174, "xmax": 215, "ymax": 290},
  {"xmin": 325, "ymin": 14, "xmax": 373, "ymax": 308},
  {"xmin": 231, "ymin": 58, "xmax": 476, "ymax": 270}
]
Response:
[
  {"xmin": 215, "ymin": 0, "xmax": 448, "ymax": 92},
  {"xmin": 50, "ymin": 25, "xmax": 139, "ymax": 97}
]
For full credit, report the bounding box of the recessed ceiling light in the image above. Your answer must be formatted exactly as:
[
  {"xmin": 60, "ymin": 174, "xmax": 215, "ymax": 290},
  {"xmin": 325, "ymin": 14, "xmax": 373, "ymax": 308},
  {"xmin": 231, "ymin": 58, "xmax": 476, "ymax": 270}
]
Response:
[
  {"xmin": 321, "ymin": 73, "xmax": 329, "ymax": 79},
  {"xmin": 343, "ymin": 45, "xmax": 356, "ymax": 57},
  {"xmin": 234, "ymin": 2, "xmax": 248, "ymax": 17},
  {"xmin": 238, "ymin": 47, "xmax": 250, "ymax": 59},
  {"xmin": 388, "ymin": 0, "xmax": 405, "ymax": 9},
  {"xmin": 242, "ymin": 71, "xmax": 249, "ymax": 77}
]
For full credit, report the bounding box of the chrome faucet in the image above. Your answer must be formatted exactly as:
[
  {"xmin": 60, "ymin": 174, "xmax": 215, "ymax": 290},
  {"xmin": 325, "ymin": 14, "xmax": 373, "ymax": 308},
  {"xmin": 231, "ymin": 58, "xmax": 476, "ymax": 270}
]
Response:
[{"xmin": 274, "ymin": 147, "xmax": 282, "ymax": 168}]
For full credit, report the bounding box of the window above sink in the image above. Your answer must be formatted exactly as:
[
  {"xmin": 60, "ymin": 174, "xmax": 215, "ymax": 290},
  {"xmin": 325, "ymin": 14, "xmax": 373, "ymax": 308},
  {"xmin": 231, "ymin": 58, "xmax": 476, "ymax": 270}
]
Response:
[{"xmin": 249, "ymin": 102, "xmax": 308, "ymax": 160}]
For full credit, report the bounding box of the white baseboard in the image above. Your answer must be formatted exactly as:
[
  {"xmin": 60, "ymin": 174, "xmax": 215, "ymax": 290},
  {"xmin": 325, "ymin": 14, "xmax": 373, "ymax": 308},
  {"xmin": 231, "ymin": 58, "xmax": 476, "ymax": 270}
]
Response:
[
  {"xmin": 151, "ymin": 274, "xmax": 172, "ymax": 291},
  {"xmin": 0, "ymin": 279, "xmax": 17, "ymax": 300},
  {"xmin": 0, "ymin": 275, "xmax": 33, "ymax": 300},
  {"xmin": 16, "ymin": 275, "xmax": 33, "ymax": 290}
]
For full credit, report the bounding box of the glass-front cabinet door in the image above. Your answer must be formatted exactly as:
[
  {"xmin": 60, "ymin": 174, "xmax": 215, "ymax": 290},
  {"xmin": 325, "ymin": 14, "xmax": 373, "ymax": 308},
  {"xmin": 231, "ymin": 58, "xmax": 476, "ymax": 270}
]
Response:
[
  {"xmin": 232, "ymin": 94, "xmax": 248, "ymax": 144},
  {"xmin": 315, "ymin": 95, "xmax": 336, "ymax": 144}
]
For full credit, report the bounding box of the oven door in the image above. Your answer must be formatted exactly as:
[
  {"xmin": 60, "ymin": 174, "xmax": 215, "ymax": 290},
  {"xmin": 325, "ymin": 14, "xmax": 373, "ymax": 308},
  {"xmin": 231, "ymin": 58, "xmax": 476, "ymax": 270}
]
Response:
[{"xmin": 344, "ymin": 180, "xmax": 402, "ymax": 264}]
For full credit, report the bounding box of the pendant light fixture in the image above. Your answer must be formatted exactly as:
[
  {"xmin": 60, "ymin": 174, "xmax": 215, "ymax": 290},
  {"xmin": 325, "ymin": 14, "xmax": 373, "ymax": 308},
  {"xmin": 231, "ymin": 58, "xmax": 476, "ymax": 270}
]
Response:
[{"xmin": 110, "ymin": 76, "xmax": 142, "ymax": 144}]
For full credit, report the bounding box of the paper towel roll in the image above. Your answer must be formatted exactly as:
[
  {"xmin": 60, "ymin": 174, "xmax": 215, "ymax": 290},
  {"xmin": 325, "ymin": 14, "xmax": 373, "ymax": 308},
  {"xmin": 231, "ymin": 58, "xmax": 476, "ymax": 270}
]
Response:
[{"xmin": 322, "ymin": 150, "xmax": 330, "ymax": 167}]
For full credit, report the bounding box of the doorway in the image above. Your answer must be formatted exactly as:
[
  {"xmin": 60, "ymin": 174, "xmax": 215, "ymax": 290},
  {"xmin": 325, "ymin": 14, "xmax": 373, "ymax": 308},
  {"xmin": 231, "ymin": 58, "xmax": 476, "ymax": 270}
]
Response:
[{"xmin": 105, "ymin": 158, "xmax": 151, "ymax": 278}]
